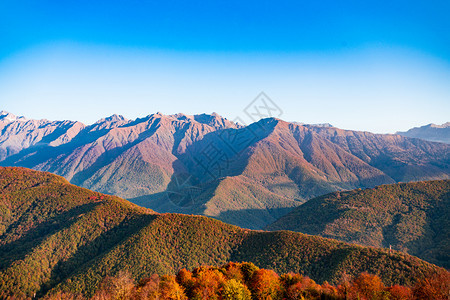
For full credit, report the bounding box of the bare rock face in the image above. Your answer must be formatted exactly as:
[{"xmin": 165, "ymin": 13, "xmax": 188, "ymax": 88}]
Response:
[{"xmin": 1, "ymin": 111, "xmax": 449, "ymax": 229}]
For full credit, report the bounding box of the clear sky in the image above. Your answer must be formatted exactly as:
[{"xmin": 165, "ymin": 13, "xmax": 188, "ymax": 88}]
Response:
[{"xmin": 0, "ymin": 0, "xmax": 449, "ymax": 133}]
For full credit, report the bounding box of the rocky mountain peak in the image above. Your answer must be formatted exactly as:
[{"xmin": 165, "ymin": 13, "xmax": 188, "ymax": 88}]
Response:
[
  {"xmin": 291, "ymin": 121, "xmax": 334, "ymax": 128},
  {"xmin": 193, "ymin": 112, "xmax": 238, "ymax": 129},
  {"xmin": 91, "ymin": 114, "xmax": 130, "ymax": 130},
  {"xmin": 429, "ymin": 122, "xmax": 450, "ymax": 128},
  {"xmin": 397, "ymin": 122, "xmax": 450, "ymax": 144},
  {"xmin": 0, "ymin": 111, "xmax": 27, "ymax": 123},
  {"xmin": 95, "ymin": 114, "xmax": 128, "ymax": 123}
]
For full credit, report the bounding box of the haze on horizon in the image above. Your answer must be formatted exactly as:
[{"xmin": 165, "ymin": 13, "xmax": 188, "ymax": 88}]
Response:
[{"xmin": 0, "ymin": 0, "xmax": 449, "ymax": 134}]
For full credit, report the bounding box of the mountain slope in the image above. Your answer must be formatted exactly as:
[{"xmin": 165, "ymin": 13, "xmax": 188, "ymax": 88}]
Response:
[
  {"xmin": 266, "ymin": 180, "xmax": 450, "ymax": 268},
  {"xmin": 397, "ymin": 122, "xmax": 450, "ymax": 144},
  {"xmin": 0, "ymin": 111, "xmax": 84, "ymax": 161},
  {"xmin": 0, "ymin": 167, "xmax": 441, "ymax": 298},
  {"xmin": 1, "ymin": 112, "xmax": 449, "ymax": 229}
]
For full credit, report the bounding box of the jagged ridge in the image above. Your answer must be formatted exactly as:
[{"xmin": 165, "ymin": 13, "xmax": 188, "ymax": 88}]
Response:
[{"xmin": 0, "ymin": 112, "xmax": 449, "ymax": 229}]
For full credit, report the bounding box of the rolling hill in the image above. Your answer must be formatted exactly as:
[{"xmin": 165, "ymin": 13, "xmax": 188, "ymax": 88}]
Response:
[
  {"xmin": 0, "ymin": 167, "xmax": 441, "ymax": 298},
  {"xmin": 266, "ymin": 180, "xmax": 450, "ymax": 268},
  {"xmin": 1, "ymin": 111, "xmax": 449, "ymax": 229}
]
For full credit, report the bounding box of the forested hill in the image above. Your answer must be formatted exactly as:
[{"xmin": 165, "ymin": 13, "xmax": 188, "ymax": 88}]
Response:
[
  {"xmin": 266, "ymin": 180, "xmax": 450, "ymax": 268},
  {"xmin": 0, "ymin": 167, "xmax": 442, "ymax": 298}
]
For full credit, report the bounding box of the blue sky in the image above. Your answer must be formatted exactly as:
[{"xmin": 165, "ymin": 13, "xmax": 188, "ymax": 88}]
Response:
[{"xmin": 0, "ymin": 0, "xmax": 449, "ymax": 133}]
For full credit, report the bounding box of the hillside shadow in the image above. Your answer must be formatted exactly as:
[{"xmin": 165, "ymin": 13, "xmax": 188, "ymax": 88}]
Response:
[
  {"xmin": 381, "ymin": 213, "xmax": 402, "ymax": 249},
  {"xmin": 129, "ymin": 175, "xmax": 222, "ymax": 215},
  {"xmin": 0, "ymin": 116, "xmax": 156, "ymax": 172},
  {"xmin": 0, "ymin": 127, "xmax": 111, "ymax": 168},
  {"xmin": 37, "ymin": 122, "xmax": 80, "ymax": 145},
  {"xmin": 214, "ymin": 207, "xmax": 297, "ymax": 230},
  {"xmin": 37, "ymin": 213, "xmax": 159, "ymax": 297},
  {"xmin": 0, "ymin": 202, "xmax": 101, "ymax": 271},
  {"xmin": 230, "ymin": 230, "xmax": 356, "ymax": 284},
  {"xmin": 264, "ymin": 196, "xmax": 343, "ymax": 233},
  {"xmin": 401, "ymin": 193, "xmax": 450, "ymax": 268},
  {"xmin": 127, "ymin": 122, "xmax": 275, "ymax": 213},
  {"xmin": 175, "ymin": 120, "xmax": 276, "ymax": 182},
  {"xmin": 70, "ymin": 120, "xmax": 161, "ymax": 186},
  {"xmin": 130, "ymin": 193, "xmax": 298, "ymax": 230}
]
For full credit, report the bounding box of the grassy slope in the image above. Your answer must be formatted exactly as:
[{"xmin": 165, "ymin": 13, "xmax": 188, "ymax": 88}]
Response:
[
  {"xmin": 266, "ymin": 180, "xmax": 450, "ymax": 268},
  {"xmin": 0, "ymin": 167, "xmax": 441, "ymax": 298}
]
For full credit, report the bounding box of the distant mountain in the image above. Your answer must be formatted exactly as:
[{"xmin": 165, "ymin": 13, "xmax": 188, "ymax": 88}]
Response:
[
  {"xmin": 397, "ymin": 122, "xmax": 450, "ymax": 144},
  {"xmin": 1, "ymin": 111, "xmax": 449, "ymax": 229},
  {"xmin": 0, "ymin": 111, "xmax": 85, "ymax": 161},
  {"xmin": 266, "ymin": 180, "xmax": 450, "ymax": 268},
  {"xmin": 0, "ymin": 167, "xmax": 441, "ymax": 298},
  {"xmin": 291, "ymin": 121, "xmax": 334, "ymax": 127}
]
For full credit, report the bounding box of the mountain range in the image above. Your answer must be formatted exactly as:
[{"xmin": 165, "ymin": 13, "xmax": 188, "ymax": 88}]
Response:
[
  {"xmin": 1, "ymin": 111, "xmax": 449, "ymax": 229},
  {"xmin": 0, "ymin": 167, "xmax": 441, "ymax": 298},
  {"xmin": 266, "ymin": 180, "xmax": 450, "ymax": 268},
  {"xmin": 397, "ymin": 122, "xmax": 450, "ymax": 144}
]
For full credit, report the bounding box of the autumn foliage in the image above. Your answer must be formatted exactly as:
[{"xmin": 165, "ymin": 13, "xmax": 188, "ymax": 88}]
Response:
[
  {"xmin": 1, "ymin": 167, "xmax": 443, "ymax": 298},
  {"xmin": 39, "ymin": 263, "xmax": 449, "ymax": 300}
]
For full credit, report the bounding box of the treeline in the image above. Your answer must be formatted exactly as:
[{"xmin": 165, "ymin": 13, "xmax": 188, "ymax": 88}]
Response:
[{"xmin": 42, "ymin": 262, "xmax": 449, "ymax": 300}]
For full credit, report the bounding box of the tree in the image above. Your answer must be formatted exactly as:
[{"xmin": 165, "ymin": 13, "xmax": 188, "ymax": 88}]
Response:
[
  {"xmin": 176, "ymin": 269, "xmax": 195, "ymax": 296},
  {"xmin": 280, "ymin": 273, "xmax": 303, "ymax": 289},
  {"xmin": 321, "ymin": 281, "xmax": 339, "ymax": 299},
  {"xmin": 249, "ymin": 269, "xmax": 282, "ymax": 300},
  {"xmin": 221, "ymin": 262, "xmax": 245, "ymax": 282},
  {"xmin": 350, "ymin": 273, "xmax": 384, "ymax": 300},
  {"xmin": 42, "ymin": 291, "xmax": 84, "ymax": 300},
  {"xmin": 337, "ymin": 271, "xmax": 352, "ymax": 300},
  {"xmin": 222, "ymin": 279, "xmax": 252, "ymax": 300},
  {"xmin": 413, "ymin": 270, "xmax": 450, "ymax": 300},
  {"xmin": 191, "ymin": 268, "xmax": 226, "ymax": 300},
  {"xmin": 238, "ymin": 262, "xmax": 259, "ymax": 285},
  {"xmin": 134, "ymin": 274, "xmax": 160, "ymax": 300},
  {"xmin": 386, "ymin": 285, "xmax": 413, "ymax": 300},
  {"xmin": 92, "ymin": 271, "xmax": 135, "ymax": 300},
  {"xmin": 159, "ymin": 275, "xmax": 187, "ymax": 300},
  {"xmin": 283, "ymin": 275, "xmax": 321, "ymax": 300}
]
